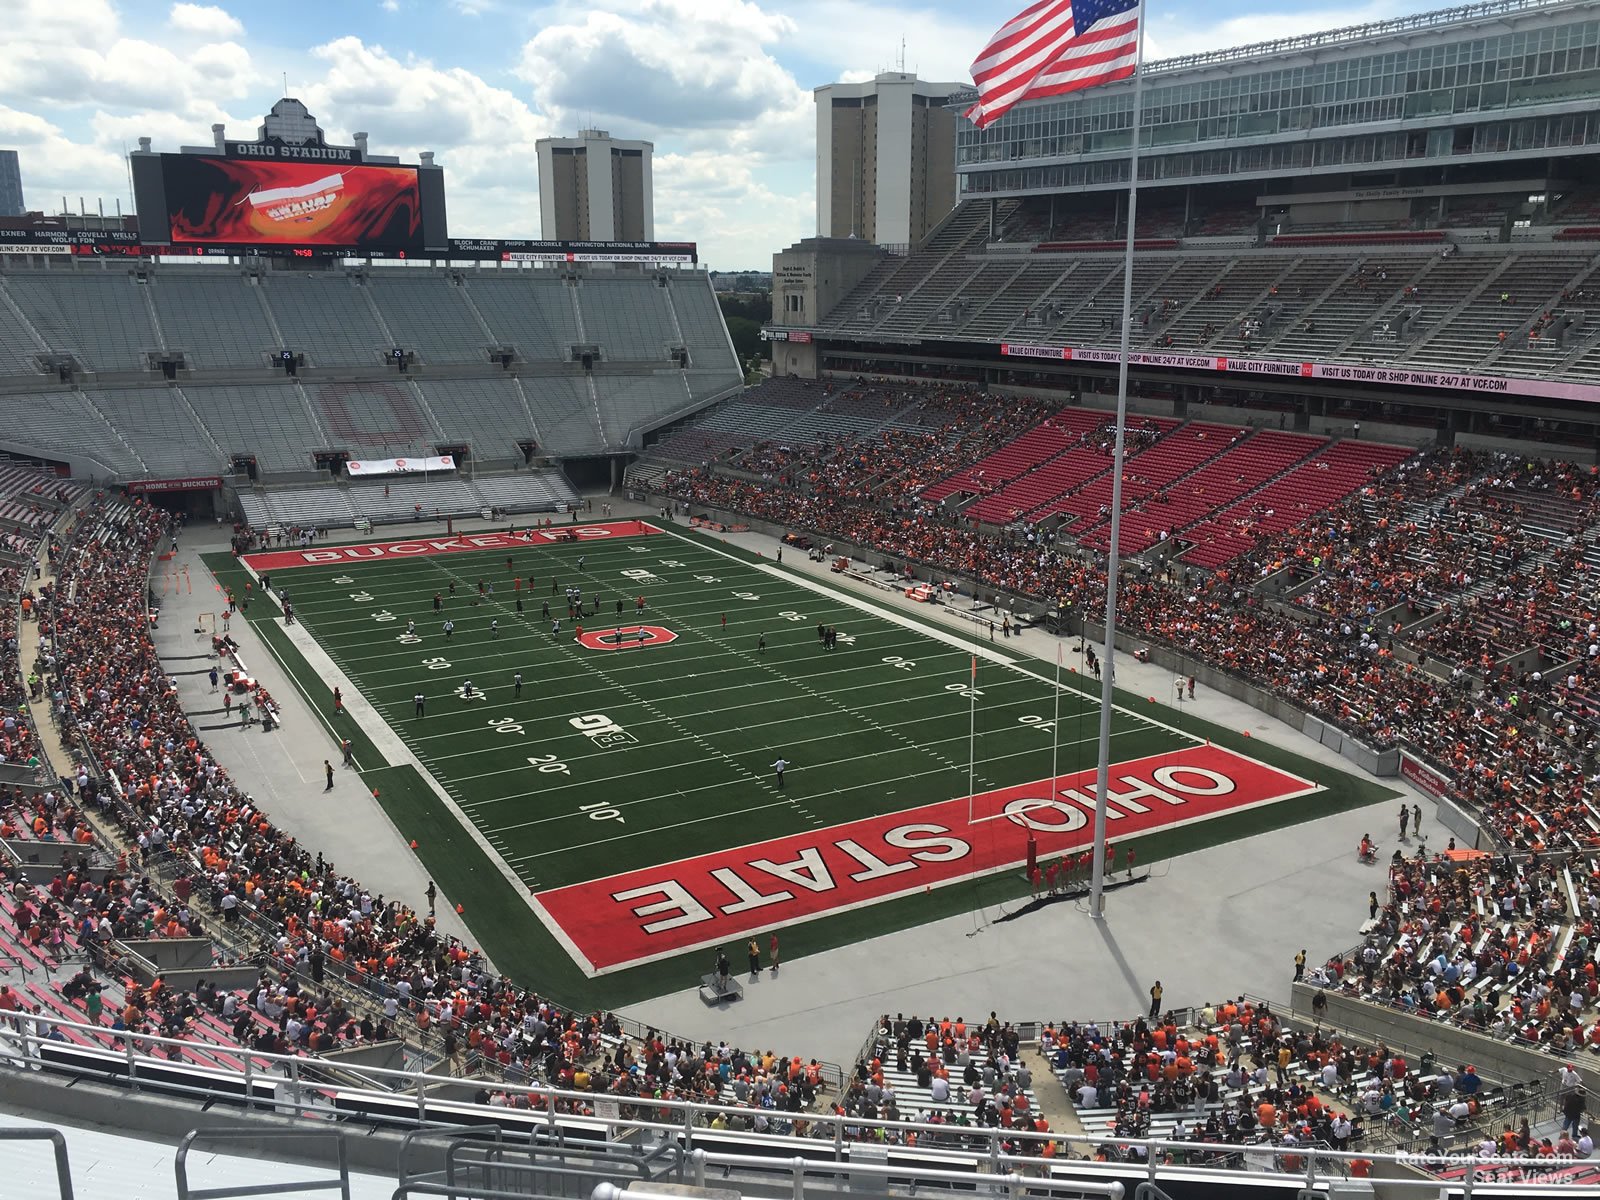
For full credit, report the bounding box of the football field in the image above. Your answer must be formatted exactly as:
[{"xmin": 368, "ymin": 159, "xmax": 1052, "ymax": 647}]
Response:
[{"xmin": 217, "ymin": 520, "xmax": 1372, "ymax": 1000}]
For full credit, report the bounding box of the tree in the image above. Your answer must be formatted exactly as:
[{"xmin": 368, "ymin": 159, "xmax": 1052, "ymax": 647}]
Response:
[{"xmin": 723, "ymin": 315, "xmax": 761, "ymax": 364}]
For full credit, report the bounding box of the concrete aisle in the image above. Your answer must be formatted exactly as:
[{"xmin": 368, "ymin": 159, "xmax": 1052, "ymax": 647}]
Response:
[{"xmin": 151, "ymin": 526, "xmax": 477, "ymax": 953}]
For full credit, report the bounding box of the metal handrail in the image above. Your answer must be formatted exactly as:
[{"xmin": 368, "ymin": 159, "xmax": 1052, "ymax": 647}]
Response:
[
  {"xmin": 175, "ymin": 1126, "xmax": 351, "ymax": 1200},
  {"xmin": 0, "ymin": 1126, "xmax": 76, "ymax": 1200},
  {"xmin": 6, "ymin": 1004, "xmax": 1585, "ymax": 1192}
]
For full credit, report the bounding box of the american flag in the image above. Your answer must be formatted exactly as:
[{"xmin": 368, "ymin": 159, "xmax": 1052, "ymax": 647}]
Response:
[{"xmin": 967, "ymin": 0, "xmax": 1142, "ymax": 130}]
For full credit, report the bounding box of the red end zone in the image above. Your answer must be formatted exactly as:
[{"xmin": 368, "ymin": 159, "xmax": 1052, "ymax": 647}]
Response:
[
  {"xmin": 241, "ymin": 520, "xmax": 659, "ymax": 571},
  {"xmin": 534, "ymin": 744, "xmax": 1320, "ymax": 975}
]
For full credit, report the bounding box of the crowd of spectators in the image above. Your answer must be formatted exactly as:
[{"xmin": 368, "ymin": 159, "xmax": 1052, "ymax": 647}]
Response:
[
  {"xmin": 0, "ymin": 493, "xmax": 835, "ymax": 1124},
  {"xmin": 659, "ymin": 413, "xmax": 1600, "ymax": 857},
  {"xmin": 1324, "ymin": 848, "xmax": 1596, "ymax": 1054},
  {"xmin": 1040, "ymin": 1000, "xmax": 1384, "ymax": 1166}
]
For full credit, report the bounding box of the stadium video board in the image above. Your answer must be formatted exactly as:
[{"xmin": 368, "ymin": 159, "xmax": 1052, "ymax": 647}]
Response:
[{"xmin": 133, "ymin": 154, "xmax": 437, "ymax": 256}]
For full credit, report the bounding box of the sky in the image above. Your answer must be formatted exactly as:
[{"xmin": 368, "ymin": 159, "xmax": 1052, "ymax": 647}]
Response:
[{"xmin": 0, "ymin": 0, "xmax": 1450, "ymax": 269}]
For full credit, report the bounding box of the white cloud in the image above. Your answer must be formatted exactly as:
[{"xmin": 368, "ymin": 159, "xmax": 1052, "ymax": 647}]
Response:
[
  {"xmin": 292, "ymin": 37, "xmax": 552, "ymax": 239},
  {"xmin": 773, "ymin": 0, "xmax": 991, "ymax": 86},
  {"xmin": 654, "ymin": 151, "xmax": 811, "ymax": 269},
  {"xmin": 511, "ymin": 0, "xmax": 816, "ymax": 261},
  {"xmin": 0, "ymin": 105, "xmax": 139, "ymax": 215},
  {"xmin": 168, "ymin": 3, "xmax": 244, "ymax": 38},
  {"xmin": 517, "ymin": 0, "xmax": 808, "ymax": 140},
  {"xmin": 1143, "ymin": 1, "xmax": 1440, "ymax": 61}
]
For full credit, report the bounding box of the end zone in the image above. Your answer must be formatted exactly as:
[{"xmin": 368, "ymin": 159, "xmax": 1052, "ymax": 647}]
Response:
[
  {"xmin": 241, "ymin": 520, "xmax": 660, "ymax": 571},
  {"xmin": 533, "ymin": 744, "xmax": 1321, "ymax": 975}
]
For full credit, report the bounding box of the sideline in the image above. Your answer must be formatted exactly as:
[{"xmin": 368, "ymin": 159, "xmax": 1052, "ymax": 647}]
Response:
[{"xmin": 233, "ymin": 558, "xmax": 589, "ymax": 971}]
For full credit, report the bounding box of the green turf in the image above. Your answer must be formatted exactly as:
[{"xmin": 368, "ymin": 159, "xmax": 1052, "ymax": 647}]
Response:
[{"xmin": 203, "ymin": 524, "xmax": 1397, "ymax": 1011}]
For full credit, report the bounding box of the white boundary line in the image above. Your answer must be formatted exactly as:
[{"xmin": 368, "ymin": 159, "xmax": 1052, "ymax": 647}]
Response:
[
  {"xmin": 234, "ymin": 556, "xmax": 594, "ymax": 971},
  {"xmin": 235, "ymin": 524, "xmax": 1335, "ymax": 979},
  {"xmin": 661, "ymin": 524, "xmax": 1333, "ymax": 796}
]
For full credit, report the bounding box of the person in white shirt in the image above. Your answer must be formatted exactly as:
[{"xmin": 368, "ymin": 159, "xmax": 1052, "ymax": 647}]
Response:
[
  {"xmin": 930, "ymin": 1075, "xmax": 949, "ymax": 1103},
  {"xmin": 1077, "ymin": 1082, "xmax": 1099, "ymax": 1107},
  {"xmin": 1577, "ymin": 1127, "xmax": 1594, "ymax": 1158},
  {"xmin": 1559, "ymin": 1063, "xmax": 1583, "ymax": 1099}
]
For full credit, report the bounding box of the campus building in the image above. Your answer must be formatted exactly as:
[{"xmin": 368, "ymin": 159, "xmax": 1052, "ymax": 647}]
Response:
[
  {"xmin": 815, "ymin": 72, "xmax": 965, "ymax": 248},
  {"xmin": 536, "ymin": 128, "xmax": 655, "ymax": 242}
]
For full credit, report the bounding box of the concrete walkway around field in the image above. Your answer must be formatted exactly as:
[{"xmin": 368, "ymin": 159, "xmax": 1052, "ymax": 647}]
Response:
[{"xmin": 150, "ymin": 525, "xmax": 477, "ymax": 953}]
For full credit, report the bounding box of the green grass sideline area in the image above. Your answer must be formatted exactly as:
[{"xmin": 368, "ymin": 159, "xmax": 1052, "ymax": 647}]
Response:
[{"xmin": 202, "ymin": 521, "xmax": 1394, "ymax": 1006}]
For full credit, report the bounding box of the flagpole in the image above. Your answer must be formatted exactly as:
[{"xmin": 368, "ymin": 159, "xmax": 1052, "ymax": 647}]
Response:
[
  {"xmin": 1089, "ymin": 7, "xmax": 1149, "ymax": 921},
  {"xmin": 967, "ymin": 656, "xmax": 978, "ymax": 826},
  {"xmin": 1051, "ymin": 644, "xmax": 1061, "ymax": 795}
]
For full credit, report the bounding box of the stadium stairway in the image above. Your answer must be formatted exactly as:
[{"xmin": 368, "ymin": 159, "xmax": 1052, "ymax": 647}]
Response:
[
  {"xmin": 15, "ymin": 510, "xmax": 86, "ymax": 797},
  {"xmin": 1333, "ymin": 253, "xmax": 1515, "ymax": 364},
  {"xmin": 959, "ymin": 260, "xmax": 1086, "ymax": 340},
  {"xmin": 1400, "ymin": 253, "xmax": 1588, "ymax": 371}
]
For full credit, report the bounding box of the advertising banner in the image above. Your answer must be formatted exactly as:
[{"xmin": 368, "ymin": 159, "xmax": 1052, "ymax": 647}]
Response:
[
  {"xmin": 998, "ymin": 343, "xmax": 1600, "ymax": 405},
  {"xmin": 345, "ymin": 455, "xmax": 456, "ymax": 478}
]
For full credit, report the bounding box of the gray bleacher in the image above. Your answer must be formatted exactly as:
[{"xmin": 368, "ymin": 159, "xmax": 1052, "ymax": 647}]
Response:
[
  {"xmin": 1403, "ymin": 253, "xmax": 1588, "ymax": 370},
  {"xmin": 594, "ymin": 373, "xmax": 694, "ymax": 440},
  {"xmin": 769, "ymin": 409, "xmax": 881, "ymax": 445},
  {"xmin": 470, "ymin": 276, "xmax": 581, "ymax": 361},
  {"xmin": 306, "ymin": 380, "xmax": 439, "ymax": 452},
  {"xmin": 7, "ymin": 272, "xmax": 158, "ymax": 371},
  {"xmin": 667, "ymin": 275, "xmax": 739, "ymax": 368},
  {"xmin": 236, "ymin": 469, "xmax": 579, "ymax": 529},
  {"xmin": 188, "ymin": 384, "xmax": 328, "ymax": 472},
  {"xmin": 348, "ymin": 476, "xmax": 481, "ymax": 522},
  {"xmin": 0, "ymin": 392, "xmax": 145, "ymax": 475},
  {"xmin": 235, "ymin": 492, "xmax": 270, "ymax": 527},
  {"xmin": 86, "ymin": 390, "xmax": 226, "ymax": 476},
  {"xmin": 469, "ymin": 470, "xmax": 580, "ymax": 513},
  {"xmin": 963, "ymin": 260, "xmax": 1088, "ymax": 339},
  {"xmin": 252, "ymin": 484, "xmax": 356, "ymax": 528},
  {"xmin": 148, "ymin": 272, "xmax": 272, "ymax": 369},
  {"xmin": 366, "ymin": 275, "xmax": 489, "ymax": 364},
  {"xmin": 415, "ymin": 379, "xmax": 534, "ymax": 460},
  {"xmin": 261, "ymin": 275, "xmax": 388, "ymax": 366},
  {"xmin": 577, "ymin": 278, "xmax": 678, "ymax": 360},
  {"xmin": 685, "ymin": 367, "xmax": 740, "ymax": 402},
  {"xmin": 693, "ymin": 401, "xmax": 809, "ymax": 441},
  {"xmin": 0, "ymin": 286, "xmax": 46, "ymax": 375},
  {"xmin": 522, "ymin": 378, "xmax": 603, "ymax": 454}
]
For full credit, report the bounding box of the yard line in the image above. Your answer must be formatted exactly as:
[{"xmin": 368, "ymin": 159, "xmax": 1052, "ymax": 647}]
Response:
[
  {"xmin": 415, "ymin": 683, "xmax": 1056, "ymax": 763},
  {"xmin": 506, "ymin": 799, "xmax": 801, "ymax": 863},
  {"xmin": 460, "ymin": 718, "xmax": 1151, "ymax": 805},
  {"xmin": 402, "ymin": 553, "xmax": 809, "ymax": 822}
]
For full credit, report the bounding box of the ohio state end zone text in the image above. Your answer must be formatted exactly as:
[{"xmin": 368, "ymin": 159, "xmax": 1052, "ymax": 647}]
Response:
[{"xmin": 534, "ymin": 745, "xmax": 1320, "ymax": 975}]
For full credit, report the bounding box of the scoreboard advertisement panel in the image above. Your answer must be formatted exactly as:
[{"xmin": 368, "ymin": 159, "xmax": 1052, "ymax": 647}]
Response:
[
  {"xmin": 159, "ymin": 156, "xmax": 424, "ymax": 252},
  {"xmin": 447, "ymin": 238, "xmax": 698, "ymax": 263}
]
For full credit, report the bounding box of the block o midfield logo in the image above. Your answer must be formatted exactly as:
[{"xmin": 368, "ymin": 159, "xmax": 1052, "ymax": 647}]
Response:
[{"xmin": 575, "ymin": 623, "xmax": 678, "ymax": 651}]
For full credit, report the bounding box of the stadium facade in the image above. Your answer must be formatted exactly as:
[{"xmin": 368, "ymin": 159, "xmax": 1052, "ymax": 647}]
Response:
[{"xmin": 768, "ymin": 0, "xmax": 1600, "ymax": 463}]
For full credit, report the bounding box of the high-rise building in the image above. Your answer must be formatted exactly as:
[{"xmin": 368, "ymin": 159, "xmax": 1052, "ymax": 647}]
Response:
[
  {"xmin": 0, "ymin": 151, "xmax": 24, "ymax": 217},
  {"xmin": 815, "ymin": 72, "xmax": 963, "ymax": 249},
  {"xmin": 536, "ymin": 129, "xmax": 654, "ymax": 242}
]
